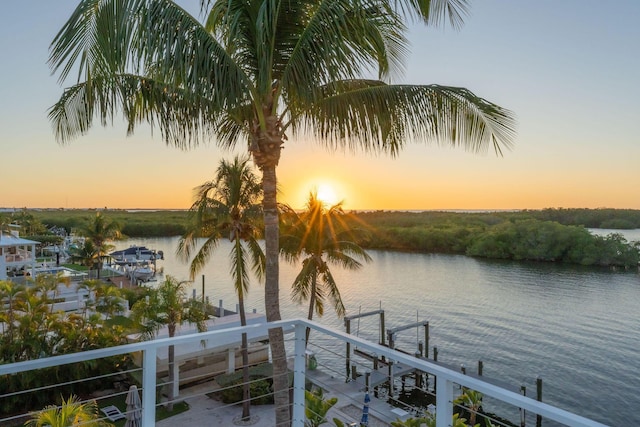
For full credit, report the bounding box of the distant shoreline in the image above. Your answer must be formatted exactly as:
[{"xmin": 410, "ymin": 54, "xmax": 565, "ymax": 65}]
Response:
[{"xmin": 4, "ymin": 207, "xmax": 640, "ymax": 213}]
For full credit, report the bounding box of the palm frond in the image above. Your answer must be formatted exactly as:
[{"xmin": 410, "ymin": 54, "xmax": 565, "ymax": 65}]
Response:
[
  {"xmin": 188, "ymin": 236, "xmax": 220, "ymax": 280},
  {"xmin": 49, "ymin": 0, "xmax": 253, "ymax": 147},
  {"xmin": 319, "ymin": 268, "xmax": 345, "ymax": 318},
  {"xmin": 230, "ymin": 238, "xmax": 250, "ymax": 297},
  {"xmin": 294, "ymin": 82, "xmax": 516, "ymax": 156}
]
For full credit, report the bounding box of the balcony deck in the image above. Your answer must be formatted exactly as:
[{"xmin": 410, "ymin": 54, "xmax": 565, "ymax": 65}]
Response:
[{"xmin": 0, "ymin": 319, "xmax": 609, "ymax": 427}]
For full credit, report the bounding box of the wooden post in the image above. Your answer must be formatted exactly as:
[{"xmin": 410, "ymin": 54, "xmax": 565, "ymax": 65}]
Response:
[
  {"xmin": 201, "ymin": 274, "xmax": 205, "ymax": 303},
  {"xmin": 380, "ymin": 311, "xmax": 386, "ymax": 346},
  {"xmin": 418, "ymin": 341, "xmax": 424, "ymax": 357},
  {"xmin": 461, "ymin": 364, "xmax": 466, "ymax": 375},
  {"xmin": 536, "ymin": 377, "xmax": 542, "ymax": 427},
  {"xmin": 424, "ymin": 322, "xmax": 429, "ymax": 358},
  {"xmin": 415, "ymin": 351, "xmax": 423, "ymax": 389},
  {"xmin": 478, "ymin": 360, "xmax": 483, "ymax": 376},
  {"xmin": 351, "ymin": 364, "xmax": 358, "ymax": 381},
  {"xmin": 433, "ymin": 347, "xmax": 438, "ymax": 394}
]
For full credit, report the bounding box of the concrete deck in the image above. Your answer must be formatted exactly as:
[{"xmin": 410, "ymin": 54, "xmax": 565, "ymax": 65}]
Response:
[{"xmin": 154, "ymin": 364, "xmax": 419, "ymax": 426}]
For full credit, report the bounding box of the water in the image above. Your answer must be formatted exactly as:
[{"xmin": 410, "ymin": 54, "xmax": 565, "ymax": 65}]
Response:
[{"xmin": 111, "ymin": 233, "xmax": 640, "ymax": 426}]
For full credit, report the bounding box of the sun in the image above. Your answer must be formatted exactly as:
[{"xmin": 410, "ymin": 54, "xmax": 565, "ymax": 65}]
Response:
[{"xmin": 316, "ymin": 183, "xmax": 340, "ymax": 206}]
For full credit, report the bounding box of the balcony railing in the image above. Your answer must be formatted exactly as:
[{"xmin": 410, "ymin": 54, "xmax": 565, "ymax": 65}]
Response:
[{"xmin": 0, "ymin": 318, "xmax": 607, "ymax": 427}]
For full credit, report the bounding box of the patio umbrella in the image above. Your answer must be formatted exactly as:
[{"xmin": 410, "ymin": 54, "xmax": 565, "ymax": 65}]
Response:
[
  {"xmin": 360, "ymin": 391, "xmax": 370, "ymax": 427},
  {"xmin": 124, "ymin": 385, "xmax": 142, "ymax": 427}
]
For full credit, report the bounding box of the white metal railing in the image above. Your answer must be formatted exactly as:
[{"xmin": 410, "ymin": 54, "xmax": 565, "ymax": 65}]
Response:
[{"xmin": 0, "ymin": 318, "xmax": 608, "ymax": 427}]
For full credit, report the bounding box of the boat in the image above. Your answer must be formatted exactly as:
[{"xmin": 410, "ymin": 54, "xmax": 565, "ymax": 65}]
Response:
[
  {"xmin": 109, "ymin": 246, "xmax": 163, "ymax": 265},
  {"xmin": 126, "ymin": 261, "xmax": 155, "ymax": 282}
]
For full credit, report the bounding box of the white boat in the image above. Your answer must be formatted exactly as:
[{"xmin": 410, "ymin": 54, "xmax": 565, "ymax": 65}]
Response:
[
  {"xmin": 126, "ymin": 262, "xmax": 155, "ymax": 282},
  {"xmin": 109, "ymin": 246, "xmax": 163, "ymax": 265}
]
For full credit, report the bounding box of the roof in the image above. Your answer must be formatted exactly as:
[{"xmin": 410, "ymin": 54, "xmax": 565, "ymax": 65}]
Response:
[{"xmin": 0, "ymin": 233, "xmax": 40, "ymax": 247}]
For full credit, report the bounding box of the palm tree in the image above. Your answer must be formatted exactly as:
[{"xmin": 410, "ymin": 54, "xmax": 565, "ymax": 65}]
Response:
[
  {"xmin": 0, "ymin": 281, "xmax": 24, "ymax": 354},
  {"xmin": 80, "ymin": 213, "xmax": 121, "ymax": 279},
  {"xmin": 130, "ymin": 275, "xmax": 208, "ymax": 411},
  {"xmin": 177, "ymin": 155, "xmax": 264, "ymax": 421},
  {"xmin": 49, "ymin": 2, "xmax": 516, "ymax": 423},
  {"xmin": 68, "ymin": 240, "xmax": 100, "ymax": 273},
  {"xmin": 14, "ymin": 287, "xmax": 53, "ymax": 360},
  {"xmin": 25, "ymin": 394, "xmax": 113, "ymax": 427},
  {"xmin": 280, "ymin": 193, "xmax": 371, "ymax": 342},
  {"xmin": 454, "ymin": 387, "xmax": 483, "ymax": 426}
]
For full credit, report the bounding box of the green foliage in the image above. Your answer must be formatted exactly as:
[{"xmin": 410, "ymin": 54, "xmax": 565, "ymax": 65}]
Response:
[
  {"xmin": 454, "ymin": 388, "xmax": 483, "ymax": 426},
  {"xmin": 216, "ymin": 363, "xmax": 276, "ymax": 405},
  {"xmin": 24, "ymin": 395, "xmax": 113, "ymax": 427},
  {"xmin": 219, "ymin": 377, "xmax": 274, "ymax": 405},
  {"xmin": 527, "ymin": 208, "xmax": 640, "ymax": 228},
  {"xmin": 27, "ymin": 209, "xmax": 189, "ymax": 237},
  {"xmin": 305, "ymin": 388, "xmax": 338, "ymax": 427},
  {"xmin": 0, "ymin": 279, "xmax": 132, "ymax": 417},
  {"xmin": 467, "ymin": 220, "xmax": 639, "ymax": 267},
  {"xmin": 21, "ymin": 208, "xmax": 640, "ymax": 268},
  {"xmin": 391, "ymin": 413, "xmax": 476, "ymax": 427}
]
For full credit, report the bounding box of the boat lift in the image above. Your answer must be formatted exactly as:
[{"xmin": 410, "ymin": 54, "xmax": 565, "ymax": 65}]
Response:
[{"xmin": 344, "ymin": 309, "xmax": 385, "ymax": 379}]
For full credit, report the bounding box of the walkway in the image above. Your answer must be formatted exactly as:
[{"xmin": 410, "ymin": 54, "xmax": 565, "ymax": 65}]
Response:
[{"xmin": 155, "ymin": 366, "xmax": 416, "ymax": 426}]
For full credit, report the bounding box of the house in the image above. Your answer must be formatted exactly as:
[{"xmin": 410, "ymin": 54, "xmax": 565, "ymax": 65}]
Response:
[{"xmin": 0, "ymin": 228, "xmax": 38, "ymax": 281}]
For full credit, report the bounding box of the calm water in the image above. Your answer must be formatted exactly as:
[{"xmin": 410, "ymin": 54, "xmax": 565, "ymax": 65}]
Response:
[{"xmin": 112, "ymin": 232, "xmax": 640, "ymax": 426}]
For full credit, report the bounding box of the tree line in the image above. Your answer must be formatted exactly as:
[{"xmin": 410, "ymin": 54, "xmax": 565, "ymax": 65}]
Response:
[
  {"xmin": 4, "ymin": 208, "xmax": 640, "ymax": 268},
  {"xmin": 348, "ymin": 212, "xmax": 640, "ymax": 268}
]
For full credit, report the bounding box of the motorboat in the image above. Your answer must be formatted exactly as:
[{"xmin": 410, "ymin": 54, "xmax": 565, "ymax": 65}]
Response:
[
  {"xmin": 126, "ymin": 261, "xmax": 155, "ymax": 282},
  {"xmin": 109, "ymin": 246, "xmax": 163, "ymax": 265}
]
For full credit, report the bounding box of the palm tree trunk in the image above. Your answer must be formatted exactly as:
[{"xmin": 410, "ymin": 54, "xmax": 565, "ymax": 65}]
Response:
[
  {"xmin": 239, "ymin": 297, "xmax": 251, "ymax": 421},
  {"xmin": 261, "ymin": 160, "xmax": 289, "ymax": 426},
  {"xmin": 305, "ymin": 274, "xmax": 317, "ymax": 345}
]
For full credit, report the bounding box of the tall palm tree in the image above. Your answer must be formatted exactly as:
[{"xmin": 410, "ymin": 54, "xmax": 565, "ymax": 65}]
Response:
[
  {"xmin": 130, "ymin": 275, "xmax": 208, "ymax": 411},
  {"xmin": 80, "ymin": 213, "xmax": 121, "ymax": 279},
  {"xmin": 49, "ymin": 2, "xmax": 516, "ymax": 423},
  {"xmin": 177, "ymin": 155, "xmax": 264, "ymax": 421},
  {"xmin": 280, "ymin": 193, "xmax": 371, "ymax": 341},
  {"xmin": 25, "ymin": 395, "xmax": 113, "ymax": 427}
]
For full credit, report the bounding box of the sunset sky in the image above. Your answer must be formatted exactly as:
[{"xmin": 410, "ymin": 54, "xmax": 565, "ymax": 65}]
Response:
[{"xmin": 1, "ymin": 1, "xmax": 638, "ymax": 211}]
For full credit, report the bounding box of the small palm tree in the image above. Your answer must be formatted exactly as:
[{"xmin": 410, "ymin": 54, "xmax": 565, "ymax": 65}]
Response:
[
  {"xmin": 454, "ymin": 387, "xmax": 483, "ymax": 426},
  {"xmin": 69, "ymin": 240, "xmax": 100, "ymax": 273},
  {"xmin": 24, "ymin": 394, "xmax": 113, "ymax": 427},
  {"xmin": 177, "ymin": 155, "xmax": 264, "ymax": 421},
  {"xmin": 305, "ymin": 388, "xmax": 338, "ymax": 427},
  {"xmin": 0, "ymin": 280, "xmax": 25, "ymax": 354},
  {"xmin": 280, "ymin": 192, "xmax": 371, "ymax": 342},
  {"xmin": 80, "ymin": 213, "xmax": 121, "ymax": 279},
  {"xmin": 130, "ymin": 275, "xmax": 208, "ymax": 411}
]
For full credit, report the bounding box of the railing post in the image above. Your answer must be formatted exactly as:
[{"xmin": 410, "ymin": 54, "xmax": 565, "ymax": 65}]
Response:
[
  {"xmin": 292, "ymin": 322, "xmax": 307, "ymax": 426},
  {"xmin": 435, "ymin": 374, "xmax": 453, "ymax": 427},
  {"xmin": 142, "ymin": 346, "xmax": 157, "ymax": 427},
  {"xmin": 345, "ymin": 319, "xmax": 351, "ymax": 379}
]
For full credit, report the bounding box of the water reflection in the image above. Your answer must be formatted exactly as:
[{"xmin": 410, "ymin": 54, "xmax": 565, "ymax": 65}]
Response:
[{"xmin": 112, "ymin": 236, "xmax": 639, "ymax": 425}]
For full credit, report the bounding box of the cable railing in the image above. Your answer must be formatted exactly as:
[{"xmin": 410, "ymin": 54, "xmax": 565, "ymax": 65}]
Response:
[{"xmin": 1, "ymin": 318, "xmax": 608, "ymax": 427}]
